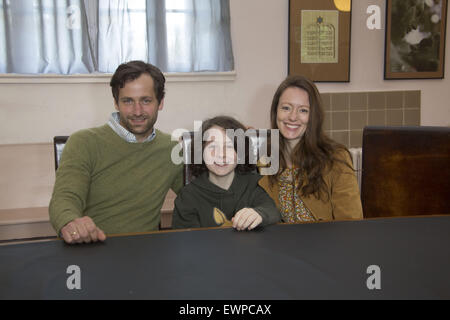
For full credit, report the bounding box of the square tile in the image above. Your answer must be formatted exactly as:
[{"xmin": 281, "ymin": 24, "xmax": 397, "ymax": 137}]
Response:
[
  {"xmin": 404, "ymin": 109, "xmax": 420, "ymax": 126},
  {"xmin": 404, "ymin": 91, "xmax": 421, "ymax": 109},
  {"xmin": 350, "ymin": 111, "xmax": 368, "ymax": 130},
  {"xmin": 386, "ymin": 91, "xmax": 403, "ymax": 109},
  {"xmin": 332, "ymin": 111, "xmax": 349, "ymax": 130},
  {"xmin": 350, "ymin": 92, "xmax": 367, "ymax": 111},
  {"xmin": 331, "ymin": 93, "xmax": 349, "ymax": 111},
  {"xmin": 321, "ymin": 93, "xmax": 331, "ymax": 111},
  {"xmin": 387, "ymin": 109, "xmax": 403, "ymax": 126},
  {"xmin": 332, "ymin": 131, "xmax": 350, "ymax": 148},
  {"xmin": 324, "ymin": 112, "xmax": 332, "ymax": 130},
  {"xmin": 350, "ymin": 130, "xmax": 363, "ymax": 148},
  {"xmin": 368, "ymin": 110, "xmax": 386, "ymax": 126},
  {"xmin": 368, "ymin": 92, "xmax": 386, "ymax": 110}
]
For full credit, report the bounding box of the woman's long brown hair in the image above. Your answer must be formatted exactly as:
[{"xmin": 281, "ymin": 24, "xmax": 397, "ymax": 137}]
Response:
[{"xmin": 269, "ymin": 75, "xmax": 352, "ymax": 200}]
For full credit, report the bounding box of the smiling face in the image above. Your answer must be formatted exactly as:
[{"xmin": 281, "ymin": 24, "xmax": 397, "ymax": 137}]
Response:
[
  {"xmin": 114, "ymin": 73, "xmax": 164, "ymax": 142},
  {"xmin": 276, "ymin": 86, "xmax": 310, "ymax": 148},
  {"xmin": 203, "ymin": 126, "xmax": 237, "ymax": 178}
]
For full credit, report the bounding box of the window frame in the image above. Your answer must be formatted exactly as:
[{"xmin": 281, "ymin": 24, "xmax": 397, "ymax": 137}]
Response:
[
  {"xmin": 0, "ymin": 71, "xmax": 236, "ymax": 84},
  {"xmin": 0, "ymin": 0, "xmax": 234, "ymax": 77}
]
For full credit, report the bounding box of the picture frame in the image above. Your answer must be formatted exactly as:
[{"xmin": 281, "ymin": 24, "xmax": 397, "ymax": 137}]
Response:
[
  {"xmin": 288, "ymin": 0, "xmax": 352, "ymax": 82},
  {"xmin": 385, "ymin": 0, "xmax": 448, "ymax": 79}
]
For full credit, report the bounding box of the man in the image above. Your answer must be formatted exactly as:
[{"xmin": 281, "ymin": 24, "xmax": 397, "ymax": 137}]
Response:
[{"xmin": 49, "ymin": 61, "xmax": 183, "ymax": 244}]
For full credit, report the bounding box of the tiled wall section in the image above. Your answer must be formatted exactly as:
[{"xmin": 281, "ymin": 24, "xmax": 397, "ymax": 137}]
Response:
[{"xmin": 321, "ymin": 90, "xmax": 421, "ymax": 148}]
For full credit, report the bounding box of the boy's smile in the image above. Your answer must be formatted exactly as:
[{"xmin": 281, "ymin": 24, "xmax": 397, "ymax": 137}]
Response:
[{"xmin": 203, "ymin": 126, "xmax": 237, "ymax": 179}]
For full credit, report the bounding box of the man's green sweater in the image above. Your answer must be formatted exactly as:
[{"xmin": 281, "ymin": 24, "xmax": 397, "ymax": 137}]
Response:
[{"xmin": 49, "ymin": 125, "xmax": 183, "ymax": 235}]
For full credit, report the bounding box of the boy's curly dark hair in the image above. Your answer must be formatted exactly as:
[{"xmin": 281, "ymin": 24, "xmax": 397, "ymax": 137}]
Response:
[{"xmin": 190, "ymin": 116, "xmax": 257, "ymax": 177}]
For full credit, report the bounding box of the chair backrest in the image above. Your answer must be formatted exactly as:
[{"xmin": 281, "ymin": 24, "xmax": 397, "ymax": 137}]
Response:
[
  {"xmin": 53, "ymin": 136, "xmax": 69, "ymax": 170},
  {"xmin": 180, "ymin": 130, "xmax": 270, "ymax": 185},
  {"xmin": 361, "ymin": 126, "xmax": 450, "ymax": 218}
]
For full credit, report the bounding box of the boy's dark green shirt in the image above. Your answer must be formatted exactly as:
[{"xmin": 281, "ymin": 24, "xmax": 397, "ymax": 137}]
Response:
[
  {"xmin": 49, "ymin": 125, "xmax": 183, "ymax": 235},
  {"xmin": 172, "ymin": 171, "xmax": 281, "ymax": 229}
]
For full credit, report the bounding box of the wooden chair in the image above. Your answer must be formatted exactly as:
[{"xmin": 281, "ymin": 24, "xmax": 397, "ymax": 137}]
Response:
[{"xmin": 360, "ymin": 126, "xmax": 450, "ymax": 218}]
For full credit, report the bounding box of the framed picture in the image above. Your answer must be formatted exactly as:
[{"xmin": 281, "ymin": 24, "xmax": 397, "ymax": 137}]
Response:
[
  {"xmin": 288, "ymin": 0, "xmax": 352, "ymax": 82},
  {"xmin": 385, "ymin": 0, "xmax": 448, "ymax": 79}
]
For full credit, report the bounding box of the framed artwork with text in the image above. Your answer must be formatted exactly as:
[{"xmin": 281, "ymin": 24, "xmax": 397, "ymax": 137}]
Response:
[{"xmin": 288, "ymin": 0, "xmax": 352, "ymax": 82}]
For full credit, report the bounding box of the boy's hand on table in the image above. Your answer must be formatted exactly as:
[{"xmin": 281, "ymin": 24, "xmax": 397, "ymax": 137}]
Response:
[{"xmin": 232, "ymin": 208, "xmax": 263, "ymax": 231}]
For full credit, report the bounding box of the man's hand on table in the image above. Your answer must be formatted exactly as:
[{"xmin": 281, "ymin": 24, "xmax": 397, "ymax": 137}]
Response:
[{"xmin": 61, "ymin": 216, "xmax": 106, "ymax": 244}]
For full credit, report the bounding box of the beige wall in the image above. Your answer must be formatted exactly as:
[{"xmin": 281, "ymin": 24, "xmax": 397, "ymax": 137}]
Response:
[
  {"xmin": 0, "ymin": 0, "xmax": 449, "ymax": 210},
  {"xmin": 317, "ymin": 0, "xmax": 450, "ymax": 127},
  {"xmin": 1, "ymin": 0, "xmax": 449, "ymax": 145}
]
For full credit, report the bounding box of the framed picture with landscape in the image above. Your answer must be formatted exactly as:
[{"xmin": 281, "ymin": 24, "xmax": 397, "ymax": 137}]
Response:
[
  {"xmin": 288, "ymin": 0, "xmax": 352, "ymax": 82},
  {"xmin": 385, "ymin": 0, "xmax": 448, "ymax": 79}
]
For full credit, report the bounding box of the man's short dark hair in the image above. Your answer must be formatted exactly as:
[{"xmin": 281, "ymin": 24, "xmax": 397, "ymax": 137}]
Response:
[{"xmin": 110, "ymin": 60, "xmax": 165, "ymax": 104}]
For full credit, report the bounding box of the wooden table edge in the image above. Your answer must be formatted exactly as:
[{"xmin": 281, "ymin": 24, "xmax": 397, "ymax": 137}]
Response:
[{"xmin": 1, "ymin": 214, "xmax": 448, "ymax": 246}]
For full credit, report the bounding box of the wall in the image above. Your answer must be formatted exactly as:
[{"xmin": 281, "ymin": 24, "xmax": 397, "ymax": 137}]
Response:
[
  {"xmin": 0, "ymin": 0, "xmax": 449, "ymax": 210},
  {"xmin": 321, "ymin": 90, "xmax": 421, "ymax": 148},
  {"xmin": 317, "ymin": 0, "xmax": 450, "ymax": 127}
]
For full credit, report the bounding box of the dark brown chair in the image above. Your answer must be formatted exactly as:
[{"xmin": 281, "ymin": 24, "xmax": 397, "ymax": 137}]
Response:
[
  {"xmin": 361, "ymin": 126, "xmax": 450, "ymax": 218},
  {"xmin": 53, "ymin": 136, "xmax": 69, "ymax": 170}
]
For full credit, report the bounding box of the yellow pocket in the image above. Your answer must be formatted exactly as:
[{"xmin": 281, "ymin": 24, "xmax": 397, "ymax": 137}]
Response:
[{"xmin": 213, "ymin": 208, "xmax": 233, "ymax": 227}]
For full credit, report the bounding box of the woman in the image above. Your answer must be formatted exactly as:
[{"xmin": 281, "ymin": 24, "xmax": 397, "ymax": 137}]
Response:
[{"xmin": 258, "ymin": 75, "xmax": 363, "ymax": 222}]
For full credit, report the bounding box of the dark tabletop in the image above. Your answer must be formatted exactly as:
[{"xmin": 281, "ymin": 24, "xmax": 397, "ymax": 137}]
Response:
[{"xmin": 1, "ymin": 216, "xmax": 450, "ymax": 299}]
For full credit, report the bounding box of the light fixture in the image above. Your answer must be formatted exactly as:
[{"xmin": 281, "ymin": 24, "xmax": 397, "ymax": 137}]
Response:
[{"xmin": 333, "ymin": 0, "xmax": 351, "ymax": 12}]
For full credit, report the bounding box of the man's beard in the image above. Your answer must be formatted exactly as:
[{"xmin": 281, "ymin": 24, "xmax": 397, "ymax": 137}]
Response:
[{"xmin": 121, "ymin": 114, "xmax": 157, "ymax": 137}]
